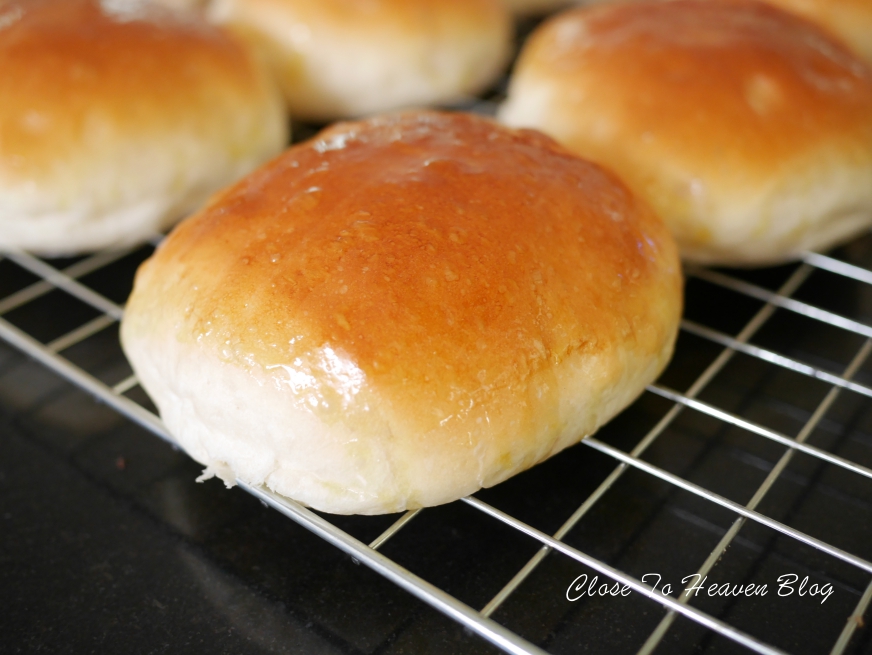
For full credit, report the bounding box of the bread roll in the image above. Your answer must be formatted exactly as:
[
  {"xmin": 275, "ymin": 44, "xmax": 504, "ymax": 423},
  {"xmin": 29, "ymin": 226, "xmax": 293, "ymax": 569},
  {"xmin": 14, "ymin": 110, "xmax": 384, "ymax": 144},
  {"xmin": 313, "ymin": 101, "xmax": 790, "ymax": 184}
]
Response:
[
  {"xmin": 753, "ymin": 0, "xmax": 872, "ymax": 66},
  {"xmin": 207, "ymin": 0, "xmax": 512, "ymax": 122},
  {"xmin": 0, "ymin": 0, "xmax": 287, "ymax": 256},
  {"xmin": 499, "ymin": 0, "xmax": 872, "ymax": 265},
  {"xmin": 121, "ymin": 111, "xmax": 682, "ymax": 515}
]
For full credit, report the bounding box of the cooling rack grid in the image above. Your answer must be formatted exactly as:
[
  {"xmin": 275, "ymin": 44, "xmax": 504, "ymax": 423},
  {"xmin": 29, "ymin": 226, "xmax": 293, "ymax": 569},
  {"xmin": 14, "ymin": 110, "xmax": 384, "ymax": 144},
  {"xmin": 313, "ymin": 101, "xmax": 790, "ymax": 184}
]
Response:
[{"xmin": 1, "ymin": 227, "xmax": 872, "ymax": 655}]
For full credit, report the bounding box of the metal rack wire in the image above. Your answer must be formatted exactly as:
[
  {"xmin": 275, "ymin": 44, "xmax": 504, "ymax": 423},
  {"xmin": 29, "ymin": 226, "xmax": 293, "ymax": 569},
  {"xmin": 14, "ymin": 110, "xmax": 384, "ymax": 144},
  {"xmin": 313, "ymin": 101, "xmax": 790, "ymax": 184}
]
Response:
[{"xmin": 2, "ymin": 228, "xmax": 872, "ymax": 654}]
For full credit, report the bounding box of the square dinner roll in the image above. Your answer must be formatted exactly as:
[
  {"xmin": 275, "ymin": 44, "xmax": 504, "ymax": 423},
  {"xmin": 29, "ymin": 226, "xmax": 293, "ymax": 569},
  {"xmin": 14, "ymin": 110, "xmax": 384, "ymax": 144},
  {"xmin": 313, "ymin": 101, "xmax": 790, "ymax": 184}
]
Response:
[{"xmin": 121, "ymin": 111, "xmax": 682, "ymax": 515}]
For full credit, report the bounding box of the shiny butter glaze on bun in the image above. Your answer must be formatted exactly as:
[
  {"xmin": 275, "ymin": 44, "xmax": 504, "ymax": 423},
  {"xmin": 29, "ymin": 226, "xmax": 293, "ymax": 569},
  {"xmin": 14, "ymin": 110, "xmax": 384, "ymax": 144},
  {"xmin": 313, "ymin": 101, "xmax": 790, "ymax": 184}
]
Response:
[{"xmin": 121, "ymin": 111, "xmax": 682, "ymax": 515}]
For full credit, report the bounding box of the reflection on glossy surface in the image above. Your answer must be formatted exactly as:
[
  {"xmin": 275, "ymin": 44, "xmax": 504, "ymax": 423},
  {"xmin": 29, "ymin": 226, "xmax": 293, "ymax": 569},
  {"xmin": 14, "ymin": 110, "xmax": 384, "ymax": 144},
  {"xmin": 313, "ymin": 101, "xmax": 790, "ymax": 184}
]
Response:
[{"xmin": 122, "ymin": 111, "xmax": 681, "ymax": 513}]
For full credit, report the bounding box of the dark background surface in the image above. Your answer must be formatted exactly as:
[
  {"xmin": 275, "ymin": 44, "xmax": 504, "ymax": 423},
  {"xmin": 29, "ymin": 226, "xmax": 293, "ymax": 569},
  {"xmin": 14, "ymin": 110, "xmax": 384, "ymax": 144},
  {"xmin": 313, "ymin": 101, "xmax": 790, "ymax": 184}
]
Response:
[{"xmin": 2, "ymin": 233, "xmax": 872, "ymax": 654}]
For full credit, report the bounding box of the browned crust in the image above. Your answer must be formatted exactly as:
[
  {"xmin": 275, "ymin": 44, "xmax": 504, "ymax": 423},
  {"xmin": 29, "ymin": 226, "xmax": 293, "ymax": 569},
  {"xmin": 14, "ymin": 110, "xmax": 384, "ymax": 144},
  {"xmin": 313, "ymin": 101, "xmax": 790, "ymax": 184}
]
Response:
[
  {"xmin": 127, "ymin": 111, "xmax": 682, "ymax": 436},
  {"xmin": 511, "ymin": 0, "xmax": 872, "ymax": 177},
  {"xmin": 0, "ymin": 0, "xmax": 280, "ymax": 183}
]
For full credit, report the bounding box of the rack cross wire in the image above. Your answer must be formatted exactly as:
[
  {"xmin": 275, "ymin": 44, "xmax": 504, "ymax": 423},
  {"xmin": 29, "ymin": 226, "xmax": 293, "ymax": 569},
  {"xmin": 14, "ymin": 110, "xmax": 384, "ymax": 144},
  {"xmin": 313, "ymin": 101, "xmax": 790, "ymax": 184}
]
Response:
[{"xmin": 1, "ymin": 234, "xmax": 871, "ymax": 654}]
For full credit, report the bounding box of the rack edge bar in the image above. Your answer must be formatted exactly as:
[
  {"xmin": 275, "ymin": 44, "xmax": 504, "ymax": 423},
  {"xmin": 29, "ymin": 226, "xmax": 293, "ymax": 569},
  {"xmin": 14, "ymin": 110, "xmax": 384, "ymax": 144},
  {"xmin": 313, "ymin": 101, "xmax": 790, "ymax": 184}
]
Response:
[
  {"xmin": 239, "ymin": 481, "xmax": 549, "ymax": 655},
  {"xmin": 0, "ymin": 314, "xmax": 546, "ymax": 655}
]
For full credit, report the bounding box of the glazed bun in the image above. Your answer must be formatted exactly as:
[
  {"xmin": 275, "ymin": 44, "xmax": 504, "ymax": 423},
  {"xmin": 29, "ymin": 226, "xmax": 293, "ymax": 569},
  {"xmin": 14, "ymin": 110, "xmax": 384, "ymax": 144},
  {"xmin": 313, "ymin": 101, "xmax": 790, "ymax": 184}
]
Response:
[
  {"xmin": 207, "ymin": 0, "xmax": 512, "ymax": 122},
  {"xmin": 121, "ymin": 111, "xmax": 682, "ymax": 515},
  {"xmin": 0, "ymin": 0, "xmax": 287, "ymax": 256},
  {"xmin": 499, "ymin": 0, "xmax": 872, "ymax": 265},
  {"xmin": 757, "ymin": 0, "xmax": 872, "ymax": 65}
]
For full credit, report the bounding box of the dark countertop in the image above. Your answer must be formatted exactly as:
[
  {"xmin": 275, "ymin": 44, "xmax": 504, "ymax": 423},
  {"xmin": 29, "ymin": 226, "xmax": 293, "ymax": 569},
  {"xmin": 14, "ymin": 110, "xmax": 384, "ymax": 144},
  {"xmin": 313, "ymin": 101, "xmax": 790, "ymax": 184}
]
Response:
[{"xmin": 0, "ymin": 338, "xmax": 504, "ymax": 655}]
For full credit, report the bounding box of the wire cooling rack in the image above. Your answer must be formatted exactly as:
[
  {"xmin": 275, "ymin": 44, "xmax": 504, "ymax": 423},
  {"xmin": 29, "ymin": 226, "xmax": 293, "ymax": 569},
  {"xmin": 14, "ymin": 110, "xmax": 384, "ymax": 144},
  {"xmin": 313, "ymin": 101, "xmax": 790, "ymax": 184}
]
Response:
[{"xmin": 2, "ymin": 222, "xmax": 872, "ymax": 655}]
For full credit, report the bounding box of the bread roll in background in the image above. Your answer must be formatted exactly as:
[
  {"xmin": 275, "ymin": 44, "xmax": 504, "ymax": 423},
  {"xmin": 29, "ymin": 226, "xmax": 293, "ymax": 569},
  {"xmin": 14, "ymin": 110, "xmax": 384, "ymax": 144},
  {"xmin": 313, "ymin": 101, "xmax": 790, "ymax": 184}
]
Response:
[
  {"xmin": 121, "ymin": 111, "xmax": 682, "ymax": 515},
  {"xmin": 499, "ymin": 0, "xmax": 872, "ymax": 266},
  {"xmin": 207, "ymin": 0, "xmax": 512, "ymax": 122},
  {"xmin": 0, "ymin": 0, "xmax": 287, "ymax": 256},
  {"xmin": 750, "ymin": 0, "xmax": 872, "ymax": 66}
]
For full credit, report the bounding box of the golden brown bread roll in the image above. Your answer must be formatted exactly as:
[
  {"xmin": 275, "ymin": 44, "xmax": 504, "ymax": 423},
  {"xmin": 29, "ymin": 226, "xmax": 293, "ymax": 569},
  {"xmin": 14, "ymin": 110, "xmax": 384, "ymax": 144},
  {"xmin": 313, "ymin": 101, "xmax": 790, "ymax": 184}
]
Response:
[
  {"xmin": 207, "ymin": 0, "xmax": 513, "ymax": 121},
  {"xmin": 499, "ymin": 0, "xmax": 872, "ymax": 265},
  {"xmin": 0, "ymin": 0, "xmax": 287, "ymax": 255},
  {"xmin": 750, "ymin": 0, "xmax": 872, "ymax": 66},
  {"xmin": 121, "ymin": 111, "xmax": 682, "ymax": 515}
]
